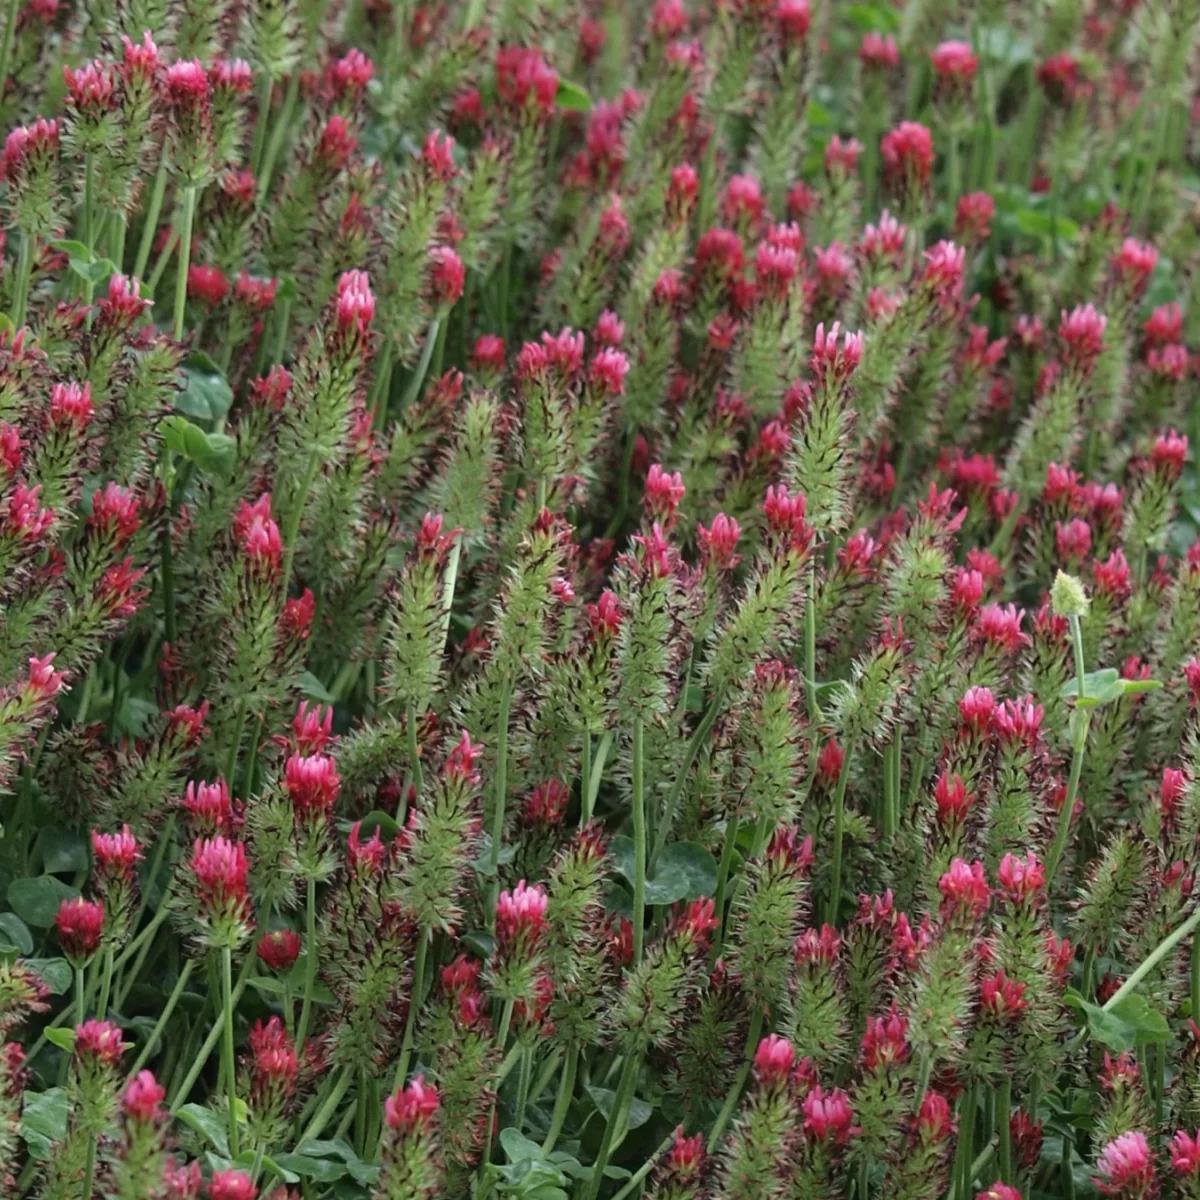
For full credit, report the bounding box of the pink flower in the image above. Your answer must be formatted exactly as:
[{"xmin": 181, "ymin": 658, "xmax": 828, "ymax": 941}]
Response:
[
  {"xmin": 923, "ymin": 240, "xmax": 965, "ymax": 302},
  {"xmin": 1055, "ymin": 518, "xmax": 1092, "ymax": 562},
  {"xmin": 1151, "ymin": 429, "xmax": 1188, "ymax": 478},
  {"xmin": 959, "ymin": 685, "xmax": 996, "ymax": 730},
  {"xmin": 825, "ymin": 135, "xmax": 861, "ymax": 174},
  {"xmin": 593, "ymin": 310, "xmax": 625, "ymax": 346},
  {"xmin": 1161, "ymin": 768, "xmax": 1188, "ymax": 824},
  {"xmin": 335, "ymin": 268, "xmax": 375, "ymax": 336},
  {"xmin": 385, "ymin": 1075, "xmax": 440, "ymax": 1133},
  {"xmin": 775, "ymin": 0, "xmax": 810, "ymax": 41},
  {"xmin": 931, "ymin": 40, "xmax": 977, "ymax": 82},
  {"xmin": 24, "ymin": 653, "xmax": 64, "ymax": 700},
  {"xmin": 676, "ymin": 897, "xmax": 719, "ymax": 950},
  {"xmin": 860, "ymin": 31, "xmax": 899, "ymax": 69},
  {"xmin": 495, "ymin": 45, "xmax": 558, "ymax": 118},
  {"xmin": 644, "ymin": 464, "xmax": 685, "ymax": 526},
  {"xmin": 697, "ymin": 513, "xmax": 741, "ymax": 570},
  {"xmin": 1, "ymin": 116, "xmax": 58, "ymax": 183},
  {"xmin": 445, "ymin": 731, "xmax": 483, "ymax": 784},
  {"xmin": 1059, "ymin": 304, "xmax": 1107, "ymax": 372},
  {"xmin": 120, "ymin": 32, "xmax": 159, "ymax": 81},
  {"xmin": 208, "ymin": 1170, "xmax": 257, "ymax": 1200},
  {"xmin": 589, "ymin": 347, "xmax": 630, "ymax": 396},
  {"xmin": 123, "ymin": 1070, "xmax": 166, "ymax": 1122},
  {"xmin": 651, "ymin": 0, "xmax": 687, "ymax": 39},
  {"xmin": 1094, "ymin": 1131, "xmax": 1154, "ymax": 1197},
  {"xmin": 952, "ymin": 568, "xmax": 985, "ymax": 613},
  {"xmin": 919, "ymin": 1092, "xmax": 953, "ymax": 1142},
  {"xmin": 980, "ymin": 968, "xmax": 1028, "ymax": 1020},
  {"xmin": 795, "ymin": 924, "xmax": 840, "ymax": 965},
  {"xmin": 755, "ymin": 240, "xmax": 799, "ymax": 298},
  {"xmin": 91, "ymin": 825, "xmax": 142, "ymax": 879},
  {"xmin": 975, "ymin": 603, "xmax": 1029, "ymax": 653},
  {"xmin": 938, "ymin": 858, "xmax": 990, "ymax": 919},
  {"xmin": 421, "ymin": 129, "xmax": 456, "ymax": 180},
  {"xmin": 762, "ymin": 484, "xmax": 812, "ymax": 551},
  {"xmin": 955, "ymin": 191, "xmax": 995, "ymax": 241},
  {"xmin": 56, "ymin": 898, "xmax": 104, "ymax": 961},
  {"xmin": 1148, "ymin": 343, "xmax": 1189, "ymax": 382},
  {"xmin": 49, "ymin": 381, "xmax": 93, "ymax": 432},
  {"xmin": 317, "ymin": 114, "xmax": 357, "ymax": 170},
  {"xmin": 248, "ymin": 1017, "xmax": 298, "ymax": 1108},
  {"xmin": 861, "ymin": 1003, "xmax": 909, "ymax": 1070},
  {"xmin": 977, "ymin": 1185, "xmax": 1022, "ymax": 1200},
  {"xmin": 991, "ymin": 696, "xmax": 1044, "ymax": 746},
  {"xmin": 190, "ymin": 837, "xmax": 251, "ymax": 919},
  {"xmin": 723, "ymin": 173, "xmax": 764, "ymax": 227},
  {"xmin": 89, "ymin": 483, "xmax": 140, "ymax": 544},
  {"xmin": 164, "ymin": 59, "xmax": 209, "ymax": 106},
  {"xmin": 329, "ymin": 48, "xmax": 374, "ymax": 96},
  {"xmin": 802, "ymin": 1086, "xmax": 857, "ymax": 1144},
  {"xmin": 934, "ymin": 772, "xmax": 972, "ymax": 828},
  {"xmin": 75, "ymin": 1019, "xmax": 128, "ymax": 1066},
  {"xmin": 1094, "ymin": 549, "xmax": 1131, "ymax": 598},
  {"xmin": 256, "ymin": 929, "xmax": 302, "ymax": 971},
  {"xmin": 667, "ymin": 163, "xmax": 698, "ymax": 216},
  {"xmin": 881, "ymin": 121, "xmax": 934, "ymax": 185},
  {"xmin": 1171, "ymin": 1130, "xmax": 1200, "ymax": 1177},
  {"xmin": 997, "ymin": 852, "xmax": 1045, "ymax": 902},
  {"xmin": 286, "ymin": 753, "xmax": 340, "ymax": 822},
  {"xmin": 523, "ymin": 780, "xmax": 569, "ymax": 826},
  {"xmin": 1112, "ymin": 238, "xmax": 1158, "ymax": 295},
  {"xmin": 1145, "ymin": 302, "xmax": 1183, "ymax": 348},
  {"xmin": 817, "ymin": 739, "xmax": 846, "ymax": 786},
  {"xmin": 1038, "ymin": 53, "xmax": 1082, "ymax": 103},
  {"xmin": 63, "ymin": 60, "xmax": 116, "ymax": 112},
  {"xmin": 496, "ymin": 880, "xmax": 548, "ymax": 948},
  {"xmin": 753, "ymin": 1034, "xmax": 795, "ymax": 1087},
  {"xmin": 666, "ymin": 1126, "xmax": 705, "ymax": 1178},
  {"xmin": 209, "ymin": 58, "xmax": 252, "ymax": 93},
  {"xmin": 233, "ymin": 494, "xmax": 282, "ymax": 571},
  {"xmin": 428, "ymin": 245, "xmax": 465, "ymax": 308},
  {"xmin": 811, "ymin": 321, "xmax": 863, "ymax": 382},
  {"xmin": 472, "ymin": 334, "xmax": 506, "ymax": 374}
]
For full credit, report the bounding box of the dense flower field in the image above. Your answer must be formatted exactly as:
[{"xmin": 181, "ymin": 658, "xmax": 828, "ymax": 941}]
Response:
[{"xmin": 1, "ymin": 0, "xmax": 1200, "ymax": 1197}]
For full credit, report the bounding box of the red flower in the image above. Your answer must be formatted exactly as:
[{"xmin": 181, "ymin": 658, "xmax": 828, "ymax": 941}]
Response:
[
  {"xmin": 930, "ymin": 40, "xmax": 977, "ymax": 82},
  {"xmin": 428, "ymin": 245, "xmax": 465, "ymax": 308},
  {"xmin": 753, "ymin": 1034, "xmax": 795, "ymax": 1087},
  {"xmin": 817, "ymin": 738, "xmax": 846, "ymax": 786},
  {"xmin": 1094, "ymin": 549, "xmax": 1130, "ymax": 598},
  {"xmin": 980, "ymin": 969, "xmax": 1028, "ymax": 1020},
  {"xmin": 523, "ymin": 780, "xmax": 569, "ymax": 827},
  {"xmin": 589, "ymin": 347, "xmax": 630, "ymax": 396},
  {"xmin": 991, "ymin": 697, "xmax": 1044, "ymax": 746},
  {"xmin": 938, "ymin": 858, "xmax": 989, "ymax": 919},
  {"xmin": 1161, "ymin": 768, "xmax": 1187, "ymax": 824},
  {"xmin": 335, "ymin": 268, "xmax": 375, "ymax": 336},
  {"xmin": 472, "ymin": 334, "xmax": 506, "ymax": 374},
  {"xmin": 49, "ymin": 381, "xmax": 93, "ymax": 432},
  {"xmin": 802, "ymin": 1086, "xmax": 857, "ymax": 1144},
  {"xmin": 1151, "ymin": 429, "xmax": 1188, "ymax": 478},
  {"xmin": 881, "ymin": 121, "xmax": 934, "ymax": 185},
  {"xmin": 444, "ymin": 731, "xmax": 482, "ymax": 784},
  {"xmin": 666, "ymin": 1126, "xmax": 705, "ymax": 1178},
  {"xmin": 208, "ymin": 1170, "xmax": 257, "ymax": 1200},
  {"xmin": 123, "ymin": 1069, "xmax": 166, "ymax": 1123},
  {"xmin": 1059, "ymin": 304, "xmax": 1107, "ymax": 372},
  {"xmin": 860, "ymin": 32, "xmax": 899, "ymax": 69},
  {"xmin": 181, "ymin": 779, "xmax": 237, "ymax": 837},
  {"xmin": 811, "ymin": 321, "xmax": 863, "ymax": 382},
  {"xmin": 919, "ymin": 1092, "xmax": 953, "ymax": 1142},
  {"xmin": 958, "ymin": 685, "xmax": 996, "ymax": 730},
  {"xmin": 951, "ymin": 568, "xmax": 985, "ymax": 614},
  {"xmin": 1094, "ymin": 1131, "xmax": 1154, "ymax": 1197},
  {"xmin": 977, "ymin": 1185, "xmax": 1022, "ymax": 1200},
  {"xmin": 1112, "ymin": 237, "xmax": 1158, "ymax": 295},
  {"xmin": 91, "ymin": 825, "xmax": 142, "ymax": 879},
  {"xmin": 997, "ymin": 852, "xmax": 1045, "ymax": 902},
  {"xmin": 861, "ymin": 1003, "xmax": 909, "ymax": 1070},
  {"xmin": 190, "ymin": 836, "xmax": 251, "ymax": 920},
  {"xmin": 496, "ymin": 880, "xmax": 548, "ymax": 949},
  {"xmin": 385, "ymin": 1075, "xmax": 440, "ymax": 1133},
  {"xmin": 975, "ymin": 603, "xmax": 1029, "ymax": 653},
  {"xmin": 256, "ymin": 929, "xmax": 302, "ymax": 971},
  {"xmin": 55, "ymin": 897, "xmax": 104, "ymax": 961},
  {"xmin": 955, "ymin": 191, "xmax": 994, "ymax": 241},
  {"xmin": 1055, "ymin": 517, "xmax": 1092, "ymax": 562},
  {"xmin": 88, "ymin": 483, "xmax": 140, "ymax": 544},
  {"xmin": 75, "ymin": 1019, "xmax": 129, "ymax": 1066},
  {"xmin": 1171, "ymin": 1130, "xmax": 1200, "ymax": 1178},
  {"xmin": 795, "ymin": 924, "xmax": 840, "ymax": 965},
  {"xmin": 644, "ymin": 464, "xmax": 685, "ymax": 526},
  {"xmin": 676, "ymin": 897, "xmax": 719, "ymax": 950},
  {"xmin": 934, "ymin": 772, "xmax": 972, "ymax": 828},
  {"xmin": 495, "ymin": 46, "xmax": 558, "ymax": 118},
  {"xmin": 285, "ymin": 753, "xmax": 341, "ymax": 822}
]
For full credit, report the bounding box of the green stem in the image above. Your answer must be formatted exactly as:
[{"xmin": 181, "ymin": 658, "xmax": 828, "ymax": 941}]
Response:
[
  {"xmin": 172, "ymin": 186, "xmax": 196, "ymax": 342},
  {"xmin": 405, "ymin": 701, "xmax": 423, "ymax": 805},
  {"xmin": 281, "ymin": 450, "xmax": 321, "ymax": 585},
  {"xmin": 826, "ymin": 742, "xmax": 854, "ymax": 925},
  {"xmin": 996, "ymin": 1077, "xmax": 1012, "ymax": 1182},
  {"xmin": 804, "ymin": 590, "xmax": 821, "ymax": 721},
  {"xmin": 81, "ymin": 1137, "xmax": 97, "ymax": 1200},
  {"xmin": 11, "ymin": 231, "xmax": 33, "ymax": 328},
  {"xmin": 96, "ymin": 946, "xmax": 115, "ymax": 1020},
  {"xmin": 368, "ymin": 337, "xmax": 396, "ymax": 429},
  {"xmin": 132, "ymin": 160, "xmax": 169, "ymax": 282},
  {"xmin": 399, "ymin": 317, "xmax": 441, "ymax": 416},
  {"xmin": 270, "ymin": 295, "xmax": 293, "ymax": 363},
  {"xmin": 250, "ymin": 75, "xmax": 273, "ymax": 175},
  {"xmin": 258, "ymin": 69, "xmax": 302, "ymax": 202},
  {"xmin": 393, "ymin": 928, "xmax": 428, "ymax": 1090},
  {"xmin": 947, "ymin": 134, "xmax": 960, "ymax": 216},
  {"xmin": 0, "ymin": 0, "xmax": 21, "ymax": 114},
  {"xmin": 710, "ymin": 818, "xmax": 739, "ymax": 959},
  {"xmin": 295, "ymin": 876, "xmax": 318, "ymax": 1052},
  {"xmin": 1192, "ymin": 934, "xmax": 1200, "ymax": 1022},
  {"xmin": 583, "ymin": 1054, "xmax": 638, "ymax": 1200},
  {"xmin": 631, "ymin": 718, "xmax": 646, "ymax": 964},
  {"xmin": 1104, "ymin": 906, "xmax": 1200, "ymax": 1013},
  {"xmin": 430, "ymin": 314, "xmax": 449, "ymax": 381},
  {"xmin": 74, "ymin": 965, "xmax": 85, "ymax": 1024},
  {"xmin": 487, "ymin": 680, "xmax": 513, "ymax": 924},
  {"xmin": 127, "ymin": 959, "xmax": 196, "ymax": 1077},
  {"xmin": 1062, "ymin": 1130, "xmax": 1076, "ymax": 1200},
  {"xmin": 610, "ymin": 1134, "xmax": 675, "ymax": 1200},
  {"xmin": 706, "ymin": 1007, "xmax": 764, "ymax": 1153},
  {"xmin": 1044, "ymin": 722, "xmax": 1087, "ymax": 887},
  {"xmin": 514, "ymin": 1046, "xmax": 533, "ymax": 1129},
  {"xmin": 580, "ymin": 730, "xmax": 593, "ymax": 827},
  {"xmin": 299, "ymin": 1064, "xmax": 353, "ymax": 1145},
  {"xmin": 438, "ymin": 537, "xmax": 462, "ymax": 655},
  {"xmin": 541, "ymin": 1045, "xmax": 577, "ymax": 1155},
  {"xmin": 588, "ymin": 731, "xmax": 612, "ymax": 816},
  {"xmin": 222, "ymin": 947, "xmax": 240, "ymax": 1159},
  {"xmin": 652, "ymin": 696, "xmax": 723, "ymax": 871},
  {"xmin": 225, "ymin": 699, "xmax": 248, "ymax": 795},
  {"xmin": 82, "ymin": 156, "xmax": 96, "ymax": 305}
]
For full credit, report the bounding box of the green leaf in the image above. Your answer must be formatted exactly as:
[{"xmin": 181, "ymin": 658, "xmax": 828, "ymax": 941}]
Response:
[
  {"xmin": 274, "ymin": 1154, "xmax": 349, "ymax": 1183},
  {"xmin": 297, "ymin": 1139, "xmax": 380, "ymax": 1186},
  {"xmin": 845, "ymin": 3, "xmax": 900, "ymax": 32},
  {"xmin": 297, "ymin": 670, "xmax": 335, "ymax": 703},
  {"xmin": 1064, "ymin": 989, "xmax": 1170, "ymax": 1051},
  {"xmin": 1062, "ymin": 668, "xmax": 1161, "ymax": 709},
  {"xmin": 176, "ymin": 355, "xmax": 234, "ymax": 421},
  {"xmin": 69, "ymin": 256, "xmax": 117, "ymax": 285},
  {"xmin": 248, "ymin": 974, "xmax": 335, "ymax": 1004},
  {"xmin": 584, "ymin": 1085, "xmax": 653, "ymax": 1131},
  {"xmin": 348, "ymin": 811, "xmax": 399, "ymax": 842},
  {"xmin": 38, "ymin": 825, "xmax": 89, "ymax": 874},
  {"xmin": 45, "ymin": 1026, "xmax": 77, "ymax": 1051},
  {"xmin": 51, "ymin": 239, "xmax": 92, "ymax": 260},
  {"xmin": 609, "ymin": 838, "xmax": 717, "ymax": 905},
  {"xmin": 177, "ymin": 1102, "xmax": 231, "ymax": 1157},
  {"xmin": 0, "ymin": 913, "xmax": 32, "ymax": 954},
  {"xmin": 1013, "ymin": 206, "xmax": 1079, "ymax": 242},
  {"xmin": 27, "ymin": 958, "xmax": 72, "ymax": 994},
  {"xmin": 555, "ymin": 79, "xmax": 591, "ymax": 112},
  {"xmin": 22, "ymin": 1087, "xmax": 68, "ymax": 1160},
  {"xmin": 161, "ymin": 415, "xmax": 236, "ymax": 473},
  {"xmin": 7, "ymin": 876, "xmax": 79, "ymax": 927}
]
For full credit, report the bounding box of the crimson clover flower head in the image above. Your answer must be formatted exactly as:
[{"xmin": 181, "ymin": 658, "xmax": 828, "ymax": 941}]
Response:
[
  {"xmin": 588, "ymin": 346, "xmax": 630, "ymax": 396},
  {"xmin": 996, "ymin": 852, "xmax": 1045, "ymax": 902},
  {"xmin": 163, "ymin": 1161, "xmax": 202, "ymax": 1199},
  {"xmin": 861, "ymin": 210, "xmax": 907, "ymax": 262},
  {"xmin": 1171, "ymin": 1130, "xmax": 1200, "ymax": 1178},
  {"xmin": 428, "ymin": 245, "xmax": 465, "ymax": 309},
  {"xmin": 753, "ymin": 1033, "xmax": 795, "ymax": 1087},
  {"xmin": 1038, "ymin": 52, "xmax": 1082, "ymax": 103},
  {"xmin": 767, "ymin": 826, "xmax": 814, "ymax": 873},
  {"xmin": 1056, "ymin": 518, "xmax": 1092, "ymax": 561},
  {"xmin": 802, "ymin": 1086, "xmax": 857, "ymax": 1145},
  {"xmin": 249, "ymin": 1017, "xmax": 298, "ymax": 1103},
  {"xmin": 955, "ymin": 191, "xmax": 995, "ymax": 241},
  {"xmin": 208, "ymin": 1169, "xmax": 257, "ymax": 1200},
  {"xmin": 472, "ymin": 333, "xmax": 506, "ymax": 375},
  {"xmin": 754, "ymin": 239, "xmax": 799, "ymax": 298},
  {"xmin": 256, "ymin": 929, "xmax": 302, "ymax": 971},
  {"xmin": 918, "ymin": 1091, "xmax": 953, "ymax": 1143},
  {"xmin": 1094, "ymin": 1131, "xmax": 1154, "ymax": 1198},
  {"xmin": 123, "ymin": 1069, "xmax": 166, "ymax": 1123},
  {"xmin": 861, "ymin": 1002, "xmax": 909, "ymax": 1070},
  {"xmin": 120, "ymin": 31, "xmax": 160, "ymax": 81},
  {"xmin": 209, "ymin": 58, "xmax": 252, "ymax": 94},
  {"xmin": 931, "ymin": 39, "xmax": 977, "ymax": 83},
  {"xmin": 594, "ymin": 310, "xmax": 625, "ymax": 346},
  {"xmin": 98, "ymin": 559, "xmax": 149, "ymax": 620},
  {"xmin": 991, "ymin": 696, "xmax": 1044, "ymax": 746},
  {"xmin": 1095, "ymin": 549, "xmax": 1131, "ymax": 598},
  {"xmin": 523, "ymin": 779, "xmax": 569, "ymax": 827},
  {"xmin": 1, "ymin": 115, "xmax": 58, "ymax": 184},
  {"xmin": 232, "ymin": 494, "xmax": 281, "ymax": 572},
  {"xmin": 98, "ymin": 272, "xmax": 151, "ymax": 328},
  {"xmin": 695, "ymin": 227, "xmax": 745, "ymax": 278},
  {"xmin": 632, "ymin": 523, "xmax": 672, "ymax": 578},
  {"xmin": 64, "ymin": 60, "xmax": 117, "ymax": 115},
  {"xmin": 817, "ymin": 738, "xmax": 846, "ymax": 787},
  {"xmin": 860, "ymin": 31, "xmax": 899, "ymax": 69},
  {"xmin": 1111, "ymin": 238, "xmax": 1158, "ymax": 296},
  {"xmin": 811, "ymin": 320, "xmax": 864, "ymax": 383},
  {"xmin": 285, "ymin": 752, "xmax": 341, "ymax": 823},
  {"xmin": 56, "ymin": 897, "xmax": 104, "ymax": 962},
  {"xmin": 188, "ymin": 836, "xmax": 252, "ymax": 945},
  {"xmin": 24, "ymin": 652, "xmax": 65, "ymax": 701},
  {"xmin": 977, "ymin": 1185, "xmax": 1022, "ymax": 1200},
  {"xmin": 980, "ymin": 969, "xmax": 1028, "ymax": 1021},
  {"xmin": 825, "ymin": 135, "xmax": 861, "ymax": 174},
  {"xmin": 335, "ymin": 268, "xmax": 375, "ymax": 337},
  {"xmin": 495, "ymin": 45, "xmax": 558, "ymax": 119},
  {"xmin": 587, "ymin": 589, "xmax": 622, "ymax": 639},
  {"xmin": 674, "ymin": 897, "xmax": 719, "ymax": 951},
  {"xmin": 974, "ymin": 603, "xmax": 1029, "ymax": 654},
  {"xmin": 328, "ymin": 48, "xmax": 375, "ymax": 99},
  {"xmin": 762, "ymin": 483, "xmax": 812, "ymax": 553},
  {"xmin": 1147, "ymin": 343, "xmax": 1188, "ymax": 382},
  {"xmin": 49, "ymin": 381, "xmax": 93, "ymax": 432},
  {"xmin": 445, "ymin": 730, "xmax": 483, "ymax": 785},
  {"xmin": 795, "ymin": 924, "xmax": 840, "ymax": 966},
  {"xmin": 1101, "ymin": 1051, "xmax": 1140, "ymax": 1091},
  {"xmin": 187, "ymin": 264, "xmax": 229, "ymax": 307},
  {"xmin": 934, "ymin": 772, "xmax": 971, "ymax": 828},
  {"xmin": 496, "ymin": 880, "xmax": 548, "ymax": 952},
  {"xmin": 923, "ymin": 239, "xmax": 965, "ymax": 302},
  {"xmin": 92, "ymin": 824, "xmax": 142, "ymax": 880},
  {"xmin": 952, "ymin": 567, "xmax": 984, "ymax": 614},
  {"xmin": 723, "ymin": 172, "xmax": 764, "ymax": 228},
  {"xmin": 386, "ymin": 1075, "xmax": 441, "ymax": 1133},
  {"xmin": 292, "ymin": 701, "xmax": 333, "ymax": 754},
  {"xmin": 665, "ymin": 1125, "xmax": 705, "ymax": 1179},
  {"xmin": 697, "ymin": 512, "xmax": 741, "ymax": 571},
  {"xmin": 881, "ymin": 120, "xmax": 933, "ymax": 184},
  {"xmin": 75, "ymin": 1019, "xmax": 129, "ymax": 1067},
  {"xmin": 1059, "ymin": 304, "xmax": 1107, "ymax": 372},
  {"xmin": 1151, "ymin": 429, "xmax": 1188, "ymax": 478},
  {"xmin": 644, "ymin": 464, "xmax": 685, "ymax": 527},
  {"xmin": 1162, "ymin": 768, "xmax": 1188, "ymax": 824},
  {"xmin": 1145, "ymin": 302, "xmax": 1183, "ymax": 347},
  {"xmin": 938, "ymin": 858, "xmax": 989, "ymax": 919},
  {"xmin": 89, "ymin": 482, "xmax": 141, "ymax": 545},
  {"xmin": 1011, "ymin": 1110, "xmax": 1043, "ymax": 1169},
  {"xmin": 774, "ymin": 0, "xmax": 810, "ymax": 40},
  {"xmin": 667, "ymin": 162, "xmax": 699, "ymax": 218},
  {"xmin": 181, "ymin": 778, "xmax": 237, "ymax": 837},
  {"xmin": 5, "ymin": 484, "xmax": 54, "ymax": 541}
]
